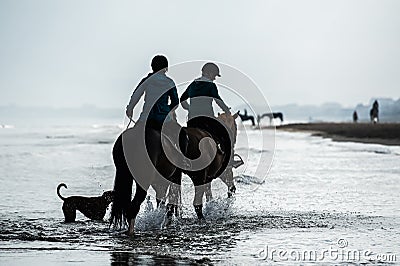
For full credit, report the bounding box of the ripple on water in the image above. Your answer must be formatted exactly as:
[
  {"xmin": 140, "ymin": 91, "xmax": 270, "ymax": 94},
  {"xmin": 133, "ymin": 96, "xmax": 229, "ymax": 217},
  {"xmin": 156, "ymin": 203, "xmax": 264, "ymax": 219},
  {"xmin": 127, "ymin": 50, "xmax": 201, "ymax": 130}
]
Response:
[{"xmin": 1, "ymin": 203, "xmax": 398, "ymax": 264}]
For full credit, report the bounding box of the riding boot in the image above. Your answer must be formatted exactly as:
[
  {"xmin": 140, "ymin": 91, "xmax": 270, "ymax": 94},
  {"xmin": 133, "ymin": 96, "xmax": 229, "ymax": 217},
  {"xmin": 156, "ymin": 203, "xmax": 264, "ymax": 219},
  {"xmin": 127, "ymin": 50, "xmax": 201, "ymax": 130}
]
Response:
[
  {"xmin": 156, "ymin": 199, "xmax": 166, "ymax": 208},
  {"xmin": 194, "ymin": 204, "xmax": 205, "ymax": 220},
  {"xmin": 166, "ymin": 204, "xmax": 175, "ymax": 218},
  {"xmin": 228, "ymin": 185, "xmax": 236, "ymax": 198},
  {"xmin": 174, "ymin": 205, "xmax": 182, "ymax": 218}
]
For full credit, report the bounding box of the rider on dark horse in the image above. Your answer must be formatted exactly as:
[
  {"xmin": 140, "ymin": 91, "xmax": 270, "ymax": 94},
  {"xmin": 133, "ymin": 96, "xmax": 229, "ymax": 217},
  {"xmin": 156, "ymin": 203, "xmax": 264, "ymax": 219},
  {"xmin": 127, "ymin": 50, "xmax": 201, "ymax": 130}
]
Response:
[
  {"xmin": 126, "ymin": 54, "xmax": 181, "ymax": 201},
  {"xmin": 180, "ymin": 62, "xmax": 236, "ymax": 200},
  {"xmin": 180, "ymin": 62, "xmax": 231, "ymax": 136},
  {"xmin": 180, "ymin": 62, "xmax": 232, "ymax": 155},
  {"xmin": 111, "ymin": 55, "xmax": 180, "ymax": 227}
]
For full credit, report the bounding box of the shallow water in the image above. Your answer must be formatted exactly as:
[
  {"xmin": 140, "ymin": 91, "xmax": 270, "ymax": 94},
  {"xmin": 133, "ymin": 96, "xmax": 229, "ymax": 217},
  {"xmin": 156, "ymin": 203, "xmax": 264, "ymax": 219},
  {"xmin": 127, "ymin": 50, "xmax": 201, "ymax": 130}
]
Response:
[{"xmin": 0, "ymin": 123, "xmax": 399, "ymax": 265}]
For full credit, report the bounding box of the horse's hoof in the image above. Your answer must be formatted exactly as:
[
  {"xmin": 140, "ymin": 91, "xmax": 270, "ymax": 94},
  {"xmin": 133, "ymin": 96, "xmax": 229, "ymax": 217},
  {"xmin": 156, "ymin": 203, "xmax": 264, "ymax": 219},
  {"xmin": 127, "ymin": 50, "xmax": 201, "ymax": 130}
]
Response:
[
  {"xmin": 228, "ymin": 188, "xmax": 236, "ymax": 198},
  {"xmin": 126, "ymin": 219, "xmax": 135, "ymax": 236},
  {"xmin": 161, "ymin": 216, "xmax": 172, "ymax": 229},
  {"xmin": 174, "ymin": 207, "xmax": 182, "ymax": 218},
  {"xmin": 123, "ymin": 230, "xmax": 135, "ymax": 237}
]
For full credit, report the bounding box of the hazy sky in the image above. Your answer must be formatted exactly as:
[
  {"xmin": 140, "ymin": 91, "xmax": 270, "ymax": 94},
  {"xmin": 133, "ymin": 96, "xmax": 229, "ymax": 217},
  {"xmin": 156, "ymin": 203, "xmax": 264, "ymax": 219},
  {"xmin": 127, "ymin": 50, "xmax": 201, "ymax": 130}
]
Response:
[{"xmin": 0, "ymin": 0, "xmax": 399, "ymax": 109}]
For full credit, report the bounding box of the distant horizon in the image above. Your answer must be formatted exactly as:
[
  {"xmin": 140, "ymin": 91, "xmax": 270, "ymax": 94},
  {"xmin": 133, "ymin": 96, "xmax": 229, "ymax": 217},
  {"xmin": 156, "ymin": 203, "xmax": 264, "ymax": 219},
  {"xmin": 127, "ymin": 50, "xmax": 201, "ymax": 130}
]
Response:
[
  {"xmin": 2, "ymin": 96, "xmax": 399, "ymax": 125},
  {"xmin": 1, "ymin": 96, "xmax": 398, "ymax": 110}
]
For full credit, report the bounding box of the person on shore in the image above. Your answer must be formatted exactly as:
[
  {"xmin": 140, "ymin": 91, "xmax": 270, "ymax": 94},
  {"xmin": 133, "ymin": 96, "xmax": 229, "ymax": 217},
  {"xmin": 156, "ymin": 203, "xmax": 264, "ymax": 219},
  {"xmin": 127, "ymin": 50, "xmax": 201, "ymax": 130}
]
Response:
[
  {"xmin": 370, "ymin": 100, "xmax": 379, "ymax": 123},
  {"xmin": 353, "ymin": 110, "xmax": 358, "ymax": 123}
]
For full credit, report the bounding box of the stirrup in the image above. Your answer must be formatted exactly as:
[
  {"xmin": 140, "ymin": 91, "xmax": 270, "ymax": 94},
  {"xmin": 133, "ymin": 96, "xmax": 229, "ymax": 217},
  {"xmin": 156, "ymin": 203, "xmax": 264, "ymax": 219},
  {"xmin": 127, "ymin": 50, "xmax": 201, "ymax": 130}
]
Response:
[{"xmin": 231, "ymin": 154, "xmax": 244, "ymax": 168}]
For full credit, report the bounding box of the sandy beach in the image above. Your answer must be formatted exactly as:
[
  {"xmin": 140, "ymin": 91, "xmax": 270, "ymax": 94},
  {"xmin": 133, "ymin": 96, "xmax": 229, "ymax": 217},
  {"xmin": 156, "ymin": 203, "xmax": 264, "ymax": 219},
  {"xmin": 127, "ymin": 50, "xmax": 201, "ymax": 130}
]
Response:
[{"xmin": 276, "ymin": 122, "xmax": 400, "ymax": 146}]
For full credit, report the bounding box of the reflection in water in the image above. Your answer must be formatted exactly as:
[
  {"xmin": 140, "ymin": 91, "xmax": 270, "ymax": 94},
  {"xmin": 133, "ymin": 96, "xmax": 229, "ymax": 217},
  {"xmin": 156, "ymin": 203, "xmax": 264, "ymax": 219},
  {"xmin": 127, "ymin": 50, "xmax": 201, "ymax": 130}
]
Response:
[{"xmin": 110, "ymin": 252, "xmax": 211, "ymax": 265}]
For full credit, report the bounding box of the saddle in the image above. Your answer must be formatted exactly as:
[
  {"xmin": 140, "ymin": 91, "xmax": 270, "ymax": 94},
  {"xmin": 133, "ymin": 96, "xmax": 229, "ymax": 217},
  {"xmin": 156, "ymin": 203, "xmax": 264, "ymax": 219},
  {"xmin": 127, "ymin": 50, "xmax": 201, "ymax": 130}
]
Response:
[{"xmin": 186, "ymin": 116, "xmax": 232, "ymax": 177}]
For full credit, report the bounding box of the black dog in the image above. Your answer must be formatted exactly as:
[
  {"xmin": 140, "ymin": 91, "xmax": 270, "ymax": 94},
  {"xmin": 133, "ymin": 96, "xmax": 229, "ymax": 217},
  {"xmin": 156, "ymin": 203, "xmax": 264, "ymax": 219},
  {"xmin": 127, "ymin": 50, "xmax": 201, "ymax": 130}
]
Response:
[{"xmin": 57, "ymin": 183, "xmax": 114, "ymax": 222}]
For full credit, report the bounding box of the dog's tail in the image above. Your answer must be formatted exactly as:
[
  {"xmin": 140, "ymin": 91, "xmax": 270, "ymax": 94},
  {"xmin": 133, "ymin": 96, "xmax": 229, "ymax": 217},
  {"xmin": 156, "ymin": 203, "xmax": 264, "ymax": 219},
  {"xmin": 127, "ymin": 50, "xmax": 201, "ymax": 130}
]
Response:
[
  {"xmin": 110, "ymin": 133, "xmax": 133, "ymax": 229},
  {"xmin": 57, "ymin": 183, "xmax": 67, "ymax": 201}
]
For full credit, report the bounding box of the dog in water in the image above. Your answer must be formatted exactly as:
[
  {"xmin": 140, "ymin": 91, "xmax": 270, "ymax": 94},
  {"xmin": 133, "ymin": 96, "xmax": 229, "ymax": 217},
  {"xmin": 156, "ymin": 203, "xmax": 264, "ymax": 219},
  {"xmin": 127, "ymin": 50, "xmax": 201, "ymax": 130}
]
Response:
[{"xmin": 57, "ymin": 183, "xmax": 114, "ymax": 222}]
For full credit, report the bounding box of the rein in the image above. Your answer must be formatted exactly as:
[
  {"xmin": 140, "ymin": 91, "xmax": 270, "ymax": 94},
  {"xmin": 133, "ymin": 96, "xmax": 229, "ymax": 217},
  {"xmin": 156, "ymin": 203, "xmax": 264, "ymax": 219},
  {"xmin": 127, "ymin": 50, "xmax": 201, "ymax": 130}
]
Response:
[{"xmin": 126, "ymin": 117, "xmax": 136, "ymax": 130}]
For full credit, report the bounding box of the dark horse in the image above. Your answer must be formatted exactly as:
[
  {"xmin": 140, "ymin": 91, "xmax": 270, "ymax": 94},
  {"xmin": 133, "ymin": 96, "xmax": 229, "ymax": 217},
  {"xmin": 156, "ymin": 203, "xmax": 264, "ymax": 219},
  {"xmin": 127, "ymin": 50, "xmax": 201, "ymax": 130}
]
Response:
[
  {"xmin": 238, "ymin": 109, "xmax": 255, "ymax": 126},
  {"xmin": 110, "ymin": 112, "xmax": 238, "ymax": 235},
  {"xmin": 257, "ymin": 112, "xmax": 284, "ymax": 125}
]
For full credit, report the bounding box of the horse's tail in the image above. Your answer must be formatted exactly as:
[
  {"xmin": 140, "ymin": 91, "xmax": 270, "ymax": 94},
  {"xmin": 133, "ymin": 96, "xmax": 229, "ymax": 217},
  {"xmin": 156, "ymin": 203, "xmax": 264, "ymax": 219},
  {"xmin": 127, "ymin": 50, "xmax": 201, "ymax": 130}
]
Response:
[
  {"xmin": 56, "ymin": 183, "xmax": 67, "ymax": 201},
  {"xmin": 110, "ymin": 133, "xmax": 133, "ymax": 228}
]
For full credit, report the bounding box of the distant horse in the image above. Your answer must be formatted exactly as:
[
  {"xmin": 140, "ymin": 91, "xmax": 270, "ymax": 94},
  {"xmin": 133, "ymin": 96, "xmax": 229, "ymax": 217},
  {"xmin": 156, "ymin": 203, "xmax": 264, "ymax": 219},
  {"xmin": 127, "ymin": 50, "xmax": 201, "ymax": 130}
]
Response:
[
  {"xmin": 370, "ymin": 100, "xmax": 379, "ymax": 123},
  {"xmin": 238, "ymin": 109, "xmax": 255, "ymax": 126},
  {"xmin": 257, "ymin": 112, "xmax": 284, "ymax": 125},
  {"xmin": 110, "ymin": 112, "xmax": 238, "ymax": 235}
]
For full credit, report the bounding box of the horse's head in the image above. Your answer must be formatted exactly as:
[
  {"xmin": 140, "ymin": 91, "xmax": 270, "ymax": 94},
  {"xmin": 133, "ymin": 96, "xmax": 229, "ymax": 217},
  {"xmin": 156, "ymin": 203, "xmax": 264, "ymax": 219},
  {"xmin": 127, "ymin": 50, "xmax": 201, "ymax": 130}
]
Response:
[{"xmin": 217, "ymin": 111, "xmax": 239, "ymax": 144}]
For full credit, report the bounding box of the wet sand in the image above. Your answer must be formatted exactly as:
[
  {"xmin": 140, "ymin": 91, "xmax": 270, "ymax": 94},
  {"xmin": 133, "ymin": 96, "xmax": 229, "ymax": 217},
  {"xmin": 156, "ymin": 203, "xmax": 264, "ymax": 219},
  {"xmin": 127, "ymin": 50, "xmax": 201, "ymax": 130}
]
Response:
[{"xmin": 275, "ymin": 122, "xmax": 400, "ymax": 146}]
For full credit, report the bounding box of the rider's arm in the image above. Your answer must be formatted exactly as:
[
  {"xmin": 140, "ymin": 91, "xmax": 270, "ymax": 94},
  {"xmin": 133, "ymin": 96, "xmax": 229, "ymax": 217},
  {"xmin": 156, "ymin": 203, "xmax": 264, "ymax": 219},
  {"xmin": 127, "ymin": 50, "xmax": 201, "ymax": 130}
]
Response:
[
  {"xmin": 210, "ymin": 84, "xmax": 230, "ymax": 114},
  {"xmin": 180, "ymin": 88, "xmax": 190, "ymax": 111},
  {"xmin": 168, "ymin": 86, "xmax": 179, "ymax": 110},
  {"xmin": 126, "ymin": 77, "xmax": 147, "ymax": 117}
]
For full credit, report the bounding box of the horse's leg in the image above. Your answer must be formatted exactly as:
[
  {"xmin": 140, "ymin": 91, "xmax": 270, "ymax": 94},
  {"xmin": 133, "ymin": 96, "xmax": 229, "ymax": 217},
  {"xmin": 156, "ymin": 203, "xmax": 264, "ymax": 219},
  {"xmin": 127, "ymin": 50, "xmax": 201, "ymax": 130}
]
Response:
[
  {"xmin": 166, "ymin": 169, "xmax": 182, "ymax": 219},
  {"xmin": 193, "ymin": 181, "xmax": 206, "ymax": 220},
  {"xmin": 127, "ymin": 182, "xmax": 148, "ymax": 235},
  {"xmin": 152, "ymin": 181, "xmax": 168, "ymax": 208},
  {"xmin": 125, "ymin": 130, "xmax": 159, "ymax": 235},
  {"xmin": 205, "ymin": 182, "xmax": 213, "ymax": 202},
  {"xmin": 219, "ymin": 167, "xmax": 236, "ymax": 198}
]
